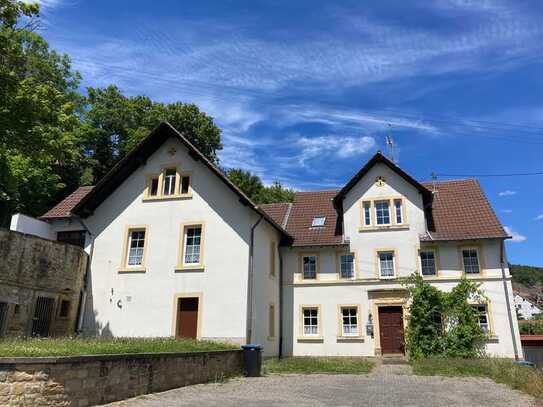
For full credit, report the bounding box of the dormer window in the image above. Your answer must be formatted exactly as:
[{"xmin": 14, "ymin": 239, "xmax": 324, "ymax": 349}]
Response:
[
  {"xmin": 375, "ymin": 201, "xmax": 391, "ymax": 225},
  {"xmin": 144, "ymin": 167, "xmax": 192, "ymax": 201},
  {"xmin": 312, "ymin": 216, "xmax": 326, "ymax": 227},
  {"xmin": 163, "ymin": 168, "xmax": 177, "ymax": 196},
  {"xmin": 394, "ymin": 199, "xmax": 403, "ymax": 224}
]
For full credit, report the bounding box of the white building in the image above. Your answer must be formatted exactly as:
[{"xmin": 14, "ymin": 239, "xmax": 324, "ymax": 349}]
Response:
[
  {"xmin": 514, "ymin": 292, "xmax": 542, "ymax": 320},
  {"xmin": 11, "ymin": 122, "xmax": 522, "ymax": 358}
]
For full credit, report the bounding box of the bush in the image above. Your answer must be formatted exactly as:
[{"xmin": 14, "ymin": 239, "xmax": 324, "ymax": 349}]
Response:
[{"xmin": 519, "ymin": 321, "xmax": 543, "ymax": 335}]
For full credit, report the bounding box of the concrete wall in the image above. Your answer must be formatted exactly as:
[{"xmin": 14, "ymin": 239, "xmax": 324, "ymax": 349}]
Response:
[
  {"xmin": 0, "ymin": 229, "xmax": 87, "ymax": 337},
  {"xmin": 0, "ymin": 350, "xmax": 243, "ymax": 406},
  {"xmin": 10, "ymin": 214, "xmax": 55, "ymax": 240}
]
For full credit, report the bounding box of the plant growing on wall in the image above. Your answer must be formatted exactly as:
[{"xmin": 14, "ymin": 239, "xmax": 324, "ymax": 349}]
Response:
[{"xmin": 404, "ymin": 274, "xmax": 487, "ymax": 359}]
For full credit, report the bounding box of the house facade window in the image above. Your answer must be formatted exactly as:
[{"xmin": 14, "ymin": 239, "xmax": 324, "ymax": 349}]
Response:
[
  {"xmin": 339, "ymin": 254, "xmax": 355, "ymax": 279},
  {"xmin": 163, "ymin": 168, "xmax": 177, "ymax": 196},
  {"xmin": 472, "ymin": 304, "xmax": 490, "ymax": 333},
  {"xmin": 303, "ymin": 307, "xmax": 319, "ymax": 335},
  {"xmin": 180, "ymin": 175, "xmax": 191, "ymax": 194},
  {"xmin": 420, "ymin": 250, "xmax": 437, "ymax": 276},
  {"xmin": 149, "ymin": 177, "xmax": 159, "ymax": 197},
  {"xmin": 302, "ymin": 255, "xmax": 317, "ymax": 280},
  {"xmin": 375, "ymin": 201, "xmax": 391, "ymax": 225},
  {"xmin": 312, "ymin": 216, "xmax": 326, "ymax": 227},
  {"xmin": 394, "ymin": 199, "xmax": 403, "ymax": 224},
  {"xmin": 341, "ymin": 307, "xmax": 359, "ymax": 336},
  {"xmin": 363, "ymin": 202, "xmax": 371, "ymax": 226},
  {"xmin": 462, "ymin": 248, "xmax": 480, "ymax": 274},
  {"xmin": 378, "ymin": 251, "xmax": 395, "ymax": 278},
  {"xmin": 183, "ymin": 226, "xmax": 202, "ymax": 265},
  {"xmin": 127, "ymin": 229, "xmax": 146, "ymax": 267}
]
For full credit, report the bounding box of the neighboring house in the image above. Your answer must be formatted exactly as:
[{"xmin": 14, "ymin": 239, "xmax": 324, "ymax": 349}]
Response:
[
  {"xmin": 11, "ymin": 122, "xmax": 522, "ymax": 358},
  {"xmin": 513, "ymin": 285, "xmax": 542, "ymax": 320}
]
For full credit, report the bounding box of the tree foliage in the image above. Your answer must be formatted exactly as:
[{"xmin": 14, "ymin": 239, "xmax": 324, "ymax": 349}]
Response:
[
  {"xmin": 509, "ymin": 263, "xmax": 543, "ymax": 288},
  {"xmin": 404, "ymin": 274, "xmax": 487, "ymax": 359},
  {"xmin": 226, "ymin": 168, "xmax": 295, "ymax": 204}
]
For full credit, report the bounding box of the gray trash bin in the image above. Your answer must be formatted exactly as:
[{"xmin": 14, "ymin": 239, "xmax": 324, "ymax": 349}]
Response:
[{"xmin": 241, "ymin": 344, "xmax": 263, "ymax": 377}]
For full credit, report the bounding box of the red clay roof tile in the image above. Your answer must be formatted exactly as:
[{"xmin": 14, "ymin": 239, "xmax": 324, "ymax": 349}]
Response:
[{"xmin": 40, "ymin": 186, "xmax": 94, "ymax": 219}]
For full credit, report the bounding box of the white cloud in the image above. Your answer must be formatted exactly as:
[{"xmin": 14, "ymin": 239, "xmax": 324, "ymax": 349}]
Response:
[
  {"xmin": 504, "ymin": 226, "xmax": 527, "ymax": 243},
  {"xmin": 535, "ymin": 214, "xmax": 543, "ymax": 221},
  {"xmin": 295, "ymin": 134, "xmax": 376, "ymax": 166},
  {"xmin": 498, "ymin": 190, "xmax": 516, "ymax": 196},
  {"xmin": 501, "ymin": 209, "xmax": 513, "ymax": 213}
]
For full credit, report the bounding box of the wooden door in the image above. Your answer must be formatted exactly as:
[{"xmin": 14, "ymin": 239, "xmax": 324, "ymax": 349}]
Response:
[
  {"xmin": 378, "ymin": 306, "xmax": 405, "ymax": 354},
  {"xmin": 176, "ymin": 297, "xmax": 199, "ymax": 339}
]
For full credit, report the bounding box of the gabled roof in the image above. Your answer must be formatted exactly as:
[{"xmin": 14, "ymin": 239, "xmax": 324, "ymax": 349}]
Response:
[
  {"xmin": 54, "ymin": 122, "xmax": 291, "ymax": 241},
  {"xmin": 40, "ymin": 186, "xmax": 94, "ymax": 219},
  {"xmin": 333, "ymin": 152, "xmax": 432, "ymax": 210}
]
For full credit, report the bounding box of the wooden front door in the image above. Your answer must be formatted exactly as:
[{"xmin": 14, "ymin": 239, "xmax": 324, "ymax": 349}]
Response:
[
  {"xmin": 176, "ymin": 297, "xmax": 199, "ymax": 339},
  {"xmin": 378, "ymin": 306, "xmax": 405, "ymax": 354}
]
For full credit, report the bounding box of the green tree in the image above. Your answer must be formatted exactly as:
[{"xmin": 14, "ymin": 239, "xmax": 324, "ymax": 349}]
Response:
[
  {"xmin": 0, "ymin": 0, "xmax": 83, "ymax": 225},
  {"xmin": 79, "ymin": 86, "xmax": 222, "ymax": 183},
  {"xmin": 226, "ymin": 168, "xmax": 263, "ymax": 200},
  {"xmin": 257, "ymin": 181, "xmax": 295, "ymax": 204}
]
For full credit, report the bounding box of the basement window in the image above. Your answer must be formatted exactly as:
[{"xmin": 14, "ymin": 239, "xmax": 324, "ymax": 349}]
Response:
[
  {"xmin": 58, "ymin": 300, "xmax": 71, "ymax": 318},
  {"xmin": 311, "ymin": 216, "xmax": 326, "ymax": 227}
]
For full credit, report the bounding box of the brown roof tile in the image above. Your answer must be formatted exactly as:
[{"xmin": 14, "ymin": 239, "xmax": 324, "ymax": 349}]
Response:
[
  {"xmin": 40, "ymin": 186, "xmax": 94, "ymax": 219},
  {"xmin": 259, "ymin": 203, "xmax": 291, "ymax": 228},
  {"xmin": 422, "ymin": 179, "xmax": 508, "ymax": 241}
]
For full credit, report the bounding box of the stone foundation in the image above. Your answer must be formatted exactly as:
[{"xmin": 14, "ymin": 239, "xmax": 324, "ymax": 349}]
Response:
[{"xmin": 0, "ymin": 350, "xmax": 243, "ymax": 406}]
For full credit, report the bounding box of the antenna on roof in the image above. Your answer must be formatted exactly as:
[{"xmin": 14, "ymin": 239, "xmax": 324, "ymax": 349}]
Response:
[
  {"xmin": 431, "ymin": 172, "xmax": 438, "ymax": 194},
  {"xmin": 385, "ymin": 124, "xmax": 396, "ymax": 164}
]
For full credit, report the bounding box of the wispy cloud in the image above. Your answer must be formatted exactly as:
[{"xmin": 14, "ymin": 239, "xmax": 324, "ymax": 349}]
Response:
[
  {"xmin": 501, "ymin": 209, "xmax": 513, "ymax": 213},
  {"xmin": 498, "ymin": 190, "xmax": 516, "ymax": 196},
  {"xmin": 535, "ymin": 214, "xmax": 543, "ymax": 221},
  {"xmin": 504, "ymin": 226, "xmax": 527, "ymax": 243},
  {"xmin": 294, "ymin": 134, "xmax": 376, "ymax": 167}
]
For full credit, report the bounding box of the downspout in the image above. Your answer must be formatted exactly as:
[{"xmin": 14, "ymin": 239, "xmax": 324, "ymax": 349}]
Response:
[
  {"xmin": 500, "ymin": 240, "xmax": 520, "ymax": 360},
  {"xmin": 246, "ymin": 214, "xmax": 263, "ymax": 344},
  {"xmin": 73, "ymin": 215, "xmax": 94, "ymax": 335},
  {"xmin": 278, "ymin": 250, "xmax": 284, "ymax": 358}
]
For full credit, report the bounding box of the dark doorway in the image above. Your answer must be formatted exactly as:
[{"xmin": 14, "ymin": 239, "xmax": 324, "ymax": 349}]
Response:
[
  {"xmin": 378, "ymin": 306, "xmax": 405, "ymax": 355},
  {"xmin": 176, "ymin": 297, "xmax": 199, "ymax": 339},
  {"xmin": 31, "ymin": 296, "xmax": 55, "ymax": 337},
  {"xmin": 57, "ymin": 230, "xmax": 86, "ymax": 248}
]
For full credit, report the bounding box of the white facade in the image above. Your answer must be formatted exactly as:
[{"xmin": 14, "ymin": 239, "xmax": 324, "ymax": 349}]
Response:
[{"xmin": 515, "ymin": 294, "xmax": 542, "ymax": 320}]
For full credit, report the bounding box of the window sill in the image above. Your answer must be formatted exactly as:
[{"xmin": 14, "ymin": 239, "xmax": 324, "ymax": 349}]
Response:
[
  {"xmin": 118, "ymin": 267, "xmax": 146, "ymax": 273},
  {"xmin": 336, "ymin": 336, "xmax": 365, "ymax": 342},
  {"xmin": 297, "ymin": 336, "xmax": 324, "ymax": 343},
  {"xmin": 379, "ymin": 276, "xmax": 396, "ymax": 280},
  {"xmin": 175, "ymin": 265, "xmax": 205, "ymax": 272},
  {"xmin": 143, "ymin": 194, "xmax": 193, "ymax": 202},
  {"xmin": 358, "ymin": 225, "xmax": 409, "ymax": 233}
]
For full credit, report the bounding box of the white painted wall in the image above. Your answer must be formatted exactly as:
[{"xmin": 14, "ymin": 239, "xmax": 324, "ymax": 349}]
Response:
[
  {"xmin": 10, "ymin": 213, "xmax": 55, "ymax": 240},
  {"xmin": 515, "ymin": 295, "xmax": 542, "ymax": 320}
]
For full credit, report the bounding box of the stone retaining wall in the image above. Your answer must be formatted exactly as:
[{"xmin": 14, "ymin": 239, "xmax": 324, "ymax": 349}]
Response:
[{"xmin": 0, "ymin": 349, "xmax": 243, "ymax": 406}]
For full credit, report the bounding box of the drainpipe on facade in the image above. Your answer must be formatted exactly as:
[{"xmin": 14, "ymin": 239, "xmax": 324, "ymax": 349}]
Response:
[
  {"xmin": 73, "ymin": 215, "xmax": 94, "ymax": 335},
  {"xmin": 246, "ymin": 215, "xmax": 263, "ymax": 344},
  {"xmin": 278, "ymin": 251, "xmax": 284, "ymax": 358},
  {"xmin": 500, "ymin": 240, "xmax": 520, "ymax": 360}
]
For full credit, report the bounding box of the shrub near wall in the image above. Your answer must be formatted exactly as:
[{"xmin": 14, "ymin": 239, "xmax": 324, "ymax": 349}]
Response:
[{"xmin": 0, "ymin": 350, "xmax": 243, "ymax": 406}]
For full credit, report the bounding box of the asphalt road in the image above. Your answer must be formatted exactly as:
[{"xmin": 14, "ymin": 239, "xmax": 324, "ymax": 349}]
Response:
[{"xmin": 107, "ymin": 373, "xmax": 535, "ymax": 407}]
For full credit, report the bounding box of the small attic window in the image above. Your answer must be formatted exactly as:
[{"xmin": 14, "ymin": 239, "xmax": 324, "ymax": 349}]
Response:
[{"xmin": 311, "ymin": 216, "xmax": 326, "ymax": 227}]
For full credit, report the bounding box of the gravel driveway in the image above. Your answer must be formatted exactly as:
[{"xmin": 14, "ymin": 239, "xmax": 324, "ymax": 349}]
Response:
[{"xmin": 108, "ymin": 373, "xmax": 536, "ymax": 407}]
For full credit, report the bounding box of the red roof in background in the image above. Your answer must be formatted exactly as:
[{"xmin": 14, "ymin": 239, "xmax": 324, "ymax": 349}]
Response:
[
  {"xmin": 259, "ymin": 202, "xmax": 290, "ymax": 228},
  {"xmin": 40, "ymin": 186, "xmax": 94, "ymax": 219}
]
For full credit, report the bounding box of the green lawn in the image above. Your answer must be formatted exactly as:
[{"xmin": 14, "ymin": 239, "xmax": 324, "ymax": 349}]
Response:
[
  {"xmin": 264, "ymin": 357, "xmax": 375, "ymax": 374},
  {"xmin": 411, "ymin": 358, "xmax": 543, "ymax": 399},
  {"xmin": 0, "ymin": 337, "xmax": 237, "ymax": 357}
]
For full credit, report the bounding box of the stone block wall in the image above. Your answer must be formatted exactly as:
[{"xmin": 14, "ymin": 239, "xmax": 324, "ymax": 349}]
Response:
[
  {"xmin": 0, "ymin": 350, "xmax": 243, "ymax": 406},
  {"xmin": 0, "ymin": 229, "xmax": 88, "ymax": 337}
]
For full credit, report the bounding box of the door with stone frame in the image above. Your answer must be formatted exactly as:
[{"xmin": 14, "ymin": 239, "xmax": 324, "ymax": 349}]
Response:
[{"xmin": 378, "ymin": 306, "xmax": 405, "ymax": 355}]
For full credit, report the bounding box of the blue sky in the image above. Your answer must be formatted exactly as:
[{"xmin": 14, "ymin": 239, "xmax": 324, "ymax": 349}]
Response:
[{"xmin": 34, "ymin": 0, "xmax": 543, "ymax": 265}]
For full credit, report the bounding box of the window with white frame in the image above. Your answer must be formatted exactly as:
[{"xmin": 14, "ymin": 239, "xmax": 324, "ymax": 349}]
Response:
[
  {"xmin": 472, "ymin": 304, "xmax": 489, "ymax": 333},
  {"xmin": 363, "ymin": 202, "xmax": 371, "ymax": 226},
  {"xmin": 183, "ymin": 226, "xmax": 202, "ymax": 265},
  {"xmin": 378, "ymin": 251, "xmax": 395, "ymax": 278},
  {"xmin": 163, "ymin": 168, "xmax": 177, "ymax": 196},
  {"xmin": 302, "ymin": 255, "xmax": 317, "ymax": 279},
  {"xmin": 462, "ymin": 248, "xmax": 480, "ymax": 274},
  {"xmin": 339, "ymin": 254, "xmax": 355, "ymax": 279},
  {"xmin": 127, "ymin": 230, "xmax": 146, "ymax": 266},
  {"xmin": 303, "ymin": 307, "xmax": 319, "ymax": 335},
  {"xmin": 375, "ymin": 201, "xmax": 391, "ymax": 225},
  {"xmin": 420, "ymin": 250, "xmax": 437, "ymax": 276},
  {"xmin": 311, "ymin": 216, "xmax": 326, "ymax": 227},
  {"xmin": 341, "ymin": 307, "xmax": 358, "ymax": 336},
  {"xmin": 394, "ymin": 199, "xmax": 403, "ymax": 224}
]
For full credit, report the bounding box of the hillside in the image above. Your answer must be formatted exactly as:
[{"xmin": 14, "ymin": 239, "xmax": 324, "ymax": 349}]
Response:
[{"xmin": 510, "ymin": 264, "xmax": 543, "ymax": 288}]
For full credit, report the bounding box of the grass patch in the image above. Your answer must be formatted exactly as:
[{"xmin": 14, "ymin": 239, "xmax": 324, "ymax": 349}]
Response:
[
  {"xmin": 264, "ymin": 357, "xmax": 375, "ymax": 374},
  {"xmin": 411, "ymin": 358, "xmax": 543, "ymax": 399},
  {"xmin": 0, "ymin": 337, "xmax": 238, "ymax": 357}
]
